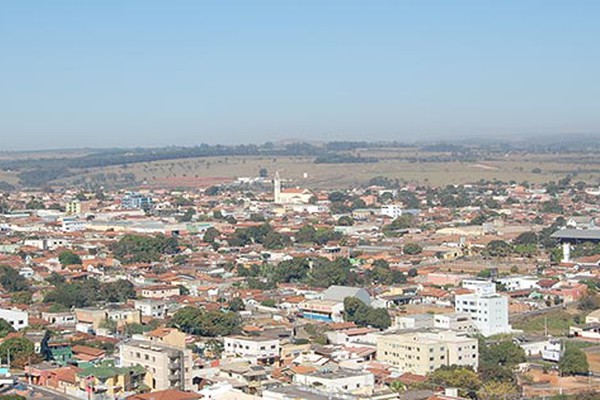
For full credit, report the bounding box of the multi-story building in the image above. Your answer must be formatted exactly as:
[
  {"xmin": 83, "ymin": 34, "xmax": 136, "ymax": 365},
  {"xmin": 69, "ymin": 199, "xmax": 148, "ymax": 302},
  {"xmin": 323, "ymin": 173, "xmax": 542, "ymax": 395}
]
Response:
[
  {"xmin": 0, "ymin": 308, "xmax": 28, "ymax": 331},
  {"xmin": 380, "ymin": 204, "xmax": 403, "ymax": 219},
  {"xmin": 121, "ymin": 192, "xmax": 153, "ymax": 210},
  {"xmin": 138, "ymin": 285, "xmax": 180, "ymax": 299},
  {"xmin": 223, "ymin": 336, "xmax": 280, "ymax": 365},
  {"xmin": 376, "ymin": 331, "xmax": 478, "ymax": 375},
  {"xmin": 134, "ymin": 299, "xmax": 168, "ymax": 319},
  {"xmin": 119, "ymin": 329, "xmax": 193, "ymax": 392},
  {"xmin": 455, "ymin": 280, "xmax": 511, "ymax": 337}
]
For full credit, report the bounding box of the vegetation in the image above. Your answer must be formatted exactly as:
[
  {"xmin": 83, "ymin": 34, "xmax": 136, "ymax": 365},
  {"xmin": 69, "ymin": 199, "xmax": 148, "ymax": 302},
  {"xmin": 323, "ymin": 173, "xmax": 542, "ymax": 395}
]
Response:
[
  {"xmin": 343, "ymin": 297, "xmax": 391, "ymax": 329},
  {"xmin": 170, "ymin": 306, "xmax": 241, "ymax": 337},
  {"xmin": 0, "ymin": 265, "xmax": 29, "ymax": 293},
  {"xmin": 44, "ymin": 278, "xmax": 136, "ymax": 308},
  {"xmin": 58, "ymin": 250, "xmax": 82, "ymax": 266},
  {"xmin": 0, "ymin": 319, "xmax": 15, "ymax": 338},
  {"xmin": 559, "ymin": 342, "xmax": 589, "ymax": 376},
  {"xmin": 0, "ymin": 337, "xmax": 39, "ymax": 369},
  {"xmin": 110, "ymin": 234, "xmax": 179, "ymax": 263}
]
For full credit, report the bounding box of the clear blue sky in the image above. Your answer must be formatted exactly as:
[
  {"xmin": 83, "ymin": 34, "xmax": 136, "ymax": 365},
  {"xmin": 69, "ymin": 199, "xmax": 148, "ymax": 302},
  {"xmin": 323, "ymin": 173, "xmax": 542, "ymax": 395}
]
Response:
[{"xmin": 1, "ymin": 1, "xmax": 599, "ymax": 150}]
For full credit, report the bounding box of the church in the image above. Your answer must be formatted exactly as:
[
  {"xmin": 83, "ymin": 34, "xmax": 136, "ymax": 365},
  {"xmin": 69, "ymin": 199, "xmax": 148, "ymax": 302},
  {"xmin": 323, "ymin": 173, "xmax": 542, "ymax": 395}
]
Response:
[{"xmin": 273, "ymin": 172, "xmax": 314, "ymax": 204}]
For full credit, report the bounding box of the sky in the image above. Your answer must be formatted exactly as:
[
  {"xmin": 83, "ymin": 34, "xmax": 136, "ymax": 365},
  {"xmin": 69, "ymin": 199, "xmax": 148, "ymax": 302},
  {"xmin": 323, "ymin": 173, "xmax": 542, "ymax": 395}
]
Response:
[{"xmin": 1, "ymin": 1, "xmax": 599, "ymax": 150}]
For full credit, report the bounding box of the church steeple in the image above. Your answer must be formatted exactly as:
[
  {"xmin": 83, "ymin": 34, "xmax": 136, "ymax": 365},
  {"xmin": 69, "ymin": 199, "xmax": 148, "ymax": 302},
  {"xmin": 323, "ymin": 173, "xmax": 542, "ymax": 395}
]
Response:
[{"xmin": 273, "ymin": 171, "xmax": 281, "ymax": 204}]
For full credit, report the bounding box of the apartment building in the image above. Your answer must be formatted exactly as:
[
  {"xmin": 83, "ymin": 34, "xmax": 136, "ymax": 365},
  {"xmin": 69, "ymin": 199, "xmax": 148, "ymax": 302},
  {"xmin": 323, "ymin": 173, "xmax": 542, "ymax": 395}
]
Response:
[
  {"xmin": 455, "ymin": 279, "xmax": 511, "ymax": 337},
  {"xmin": 134, "ymin": 299, "xmax": 167, "ymax": 318},
  {"xmin": 120, "ymin": 341, "xmax": 193, "ymax": 391},
  {"xmin": 376, "ymin": 331, "xmax": 478, "ymax": 375},
  {"xmin": 223, "ymin": 336, "xmax": 280, "ymax": 365}
]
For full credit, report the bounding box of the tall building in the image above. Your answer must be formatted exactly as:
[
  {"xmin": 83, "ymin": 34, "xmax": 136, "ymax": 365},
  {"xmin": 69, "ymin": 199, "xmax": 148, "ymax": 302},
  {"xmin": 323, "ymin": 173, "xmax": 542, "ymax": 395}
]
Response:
[
  {"xmin": 455, "ymin": 279, "xmax": 511, "ymax": 337},
  {"xmin": 376, "ymin": 330, "xmax": 478, "ymax": 375},
  {"xmin": 119, "ymin": 328, "xmax": 194, "ymax": 391}
]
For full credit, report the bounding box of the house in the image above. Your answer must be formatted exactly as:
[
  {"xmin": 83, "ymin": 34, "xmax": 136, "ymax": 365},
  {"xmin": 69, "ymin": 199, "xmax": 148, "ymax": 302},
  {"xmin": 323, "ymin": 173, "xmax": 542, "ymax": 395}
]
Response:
[
  {"xmin": 566, "ymin": 216, "xmax": 596, "ymax": 230},
  {"xmin": 77, "ymin": 364, "xmax": 146, "ymax": 399},
  {"xmin": 0, "ymin": 308, "xmax": 28, "ymax": 331},
  {"xmin": 293, "ymin": 369, "xmax": 375, "ymax": 395},
  {"xmin": 138, "ymin": 285, "xmax": 181, "ymax": 299},
  {"xmin": 585, "ymin": 309, "xmax": 600, "ymax": 324},
  {"xmin": 299, "ymin": 299, "xmax": 344, "ymax": 323}
]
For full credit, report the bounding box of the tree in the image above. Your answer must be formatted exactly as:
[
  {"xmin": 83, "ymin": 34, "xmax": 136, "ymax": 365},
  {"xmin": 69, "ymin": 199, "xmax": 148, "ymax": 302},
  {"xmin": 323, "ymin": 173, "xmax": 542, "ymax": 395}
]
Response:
[
  {"xmin": 110, "ymin": 234, "xmax": 179, "ymax": 264},
  {"xmin": 480, "ymin": 340, "xmax": 526, "ymax": 367},
  {"xmin": 483, "ymin": 240, "xmax": 514, "ymax": 258},
  {"xmin": 403, "ymin": 242, "xmax": 423, "ymax": 255},
  {"xmin": 0, "ymin": 319, "xmax": 15, "ymax": 338},
  {"xmin": 578, "ymin": 294, "xmax": 600, "ymax": 311},
  {"xmin": 203, "ymin": 227, "xmax": 219, "ymax": 243},
  {"xmin": 0, "ymin": 337, "xmax": 37, "ymax": 368},
  {"xmin": 228, "ymin": 297, "xmax": 245, "ymax": 312},
  {"xmin": 0, "ymin": 266, "xmax": 29, "ymax": 293},
  {"xmin": 427, "ymin": 365, "xmax": 481, "ymax": 396},
  {"xmin": 514, "ymin": 231, "xmax": 538, "ymax": 246},
  {"xmin": 177, "ymin": 208, "xmax": 195, "ymax": 222},
  {"xmin": 559, "ymin": 343, "xmax": 589, "ymax": 376},
  {"xmin": 58, "ymin": 251, "xmax": 82, "ymax": 266},
  {"xmin": 343, "ymin": 297, "xmax": 390, "ymax": 329},
  {"xmin": 295, "ymin": 225, "xmax": 317, "ymax": 243},
  {"xmin": 407, "ymin": 268, "xmax": 418, "ymax": 278},
  {"xmin": 45, "ymin": 272, "xmax": 66, "ymax": 286},
  {"xmin": 383, "ymin": 215, "xmax": 414, "ymax": 236},
  {"xmin": 170, "ymin": 306, "xmax": 241, "ymax": 337},
  {"xmin": 337, "ymin": 216, "xmax": 354, "ymax": 226},
  {"xmin": 477, "ymin": 381, "xmax": 520, "ymax": 400}
]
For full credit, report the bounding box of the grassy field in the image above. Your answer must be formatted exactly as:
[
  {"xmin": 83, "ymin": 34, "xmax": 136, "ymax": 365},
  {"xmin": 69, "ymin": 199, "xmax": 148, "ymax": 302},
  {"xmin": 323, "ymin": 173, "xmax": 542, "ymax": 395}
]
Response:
[
  {"xmin": 512, "ymin": 309, "xmax": 583, "ymax": 336},
  {"xmin": 3, "ymin": 148, "xmax": 600, "ymax": 189}
]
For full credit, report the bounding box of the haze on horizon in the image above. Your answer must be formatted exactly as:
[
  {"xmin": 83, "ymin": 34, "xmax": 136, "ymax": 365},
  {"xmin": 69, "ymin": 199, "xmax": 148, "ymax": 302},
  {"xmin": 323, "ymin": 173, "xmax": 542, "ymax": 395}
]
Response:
[{"xmin": 1, "ymin": 1, "xmax": 599, "ymax": 151}]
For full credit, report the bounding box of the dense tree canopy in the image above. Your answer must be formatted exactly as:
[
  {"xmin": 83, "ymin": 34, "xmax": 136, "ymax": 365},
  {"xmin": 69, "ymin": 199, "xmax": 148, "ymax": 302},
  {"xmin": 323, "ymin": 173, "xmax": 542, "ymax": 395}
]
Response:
[
  {"xmin": 110, "ymin": 234, "xmax": 179, "ymax": 264},
  {"xmin": 58, "ymin": 250, "xmax": 82, "ymax": 266},
  {"xmin": 170, "ymin": 306, "xmax": 240, "ymax": 337},
  {"xmin": 44, "ymin": 278, "xmax": 136, "ymax": 308},
  {"xmin": 0, "ymin": 266, "xmax": 29, "ymax": 293},
  {"xmin": 343, "ymin": 297, "xmax": 391, "ymax": 329},
  {"xmin": 559, "ymin": 343, "xmax": 589, "ymax": 376}
]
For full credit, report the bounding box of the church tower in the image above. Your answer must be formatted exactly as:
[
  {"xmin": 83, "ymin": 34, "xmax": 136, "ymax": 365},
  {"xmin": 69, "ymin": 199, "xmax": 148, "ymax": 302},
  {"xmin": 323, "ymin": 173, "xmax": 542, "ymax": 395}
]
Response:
[{"xmin": 273, "ymin": 171, "xmax": 281, "ymax": 204}]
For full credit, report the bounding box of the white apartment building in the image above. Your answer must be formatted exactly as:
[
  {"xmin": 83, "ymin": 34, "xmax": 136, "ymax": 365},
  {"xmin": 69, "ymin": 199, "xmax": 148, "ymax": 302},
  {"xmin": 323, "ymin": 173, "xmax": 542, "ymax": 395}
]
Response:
[
  {"xmin": 0, "ymin": 308, "xmax": 28, "ymax": 331},
  {"xmin": 223, "ymin": 336, "xmax": 280, "ymax": 365},
  {"xmin": 134, "ymin": 299, "xmax": 167, "ymax": 318},
  {"xmin": 380, "ymin": 204, "xmax": 403, "ymax": 219},
  {"xmin": 376, "ymin": 330, "xmax": 478, "ymax": 375},
  {"xmin": 455, "ymin": 280, "xmax": 511, "ymax": 337}
]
